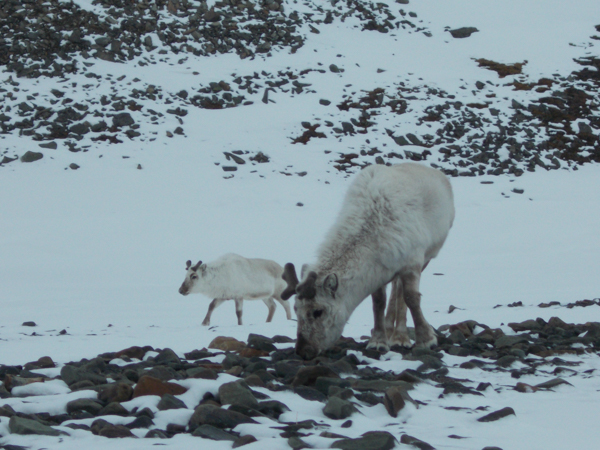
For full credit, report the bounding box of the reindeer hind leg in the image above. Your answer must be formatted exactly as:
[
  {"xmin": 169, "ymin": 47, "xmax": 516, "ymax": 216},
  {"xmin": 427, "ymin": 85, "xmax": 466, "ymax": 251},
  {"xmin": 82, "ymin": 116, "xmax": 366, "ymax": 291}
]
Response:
[{"xmin": 263, "ymin": 297, "xmax": 276, "ymax": 322}]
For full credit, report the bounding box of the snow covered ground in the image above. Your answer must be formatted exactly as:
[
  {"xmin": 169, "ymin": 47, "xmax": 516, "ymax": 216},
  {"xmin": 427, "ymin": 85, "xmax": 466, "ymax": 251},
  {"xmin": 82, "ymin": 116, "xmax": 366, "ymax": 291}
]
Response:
[{"xmin": 1, "ymin": 0, "xmax": 600, "ymax": 448}]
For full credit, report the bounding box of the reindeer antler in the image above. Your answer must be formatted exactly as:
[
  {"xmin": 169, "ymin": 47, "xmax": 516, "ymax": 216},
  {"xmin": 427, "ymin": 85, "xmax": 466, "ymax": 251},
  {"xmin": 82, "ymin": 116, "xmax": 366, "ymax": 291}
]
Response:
[{"xmin": 281, "ymin": 263, "xmax": 300, "ymax": 300}]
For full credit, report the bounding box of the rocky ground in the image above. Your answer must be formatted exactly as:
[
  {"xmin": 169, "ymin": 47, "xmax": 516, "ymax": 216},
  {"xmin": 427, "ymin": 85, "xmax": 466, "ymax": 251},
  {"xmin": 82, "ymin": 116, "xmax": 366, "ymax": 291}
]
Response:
[
  {"xmin": 1, "ymin": 0, "xmax": 599, "ymax": 176},
  {"xmin": 2, "ymin": 305, "xmax": 600, "ymax": 449}
]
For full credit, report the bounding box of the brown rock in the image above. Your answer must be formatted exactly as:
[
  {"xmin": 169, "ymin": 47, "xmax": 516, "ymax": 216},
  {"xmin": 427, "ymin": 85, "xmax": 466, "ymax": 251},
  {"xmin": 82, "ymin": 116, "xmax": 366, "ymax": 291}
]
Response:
[
  {"xmin": 115, "ymin": 346, "xmax": 150, "ymax": 360},
  {"xmin": 515, "ymin": 382, "xmax": 538, "ymax": 393},
  {"xmin": 98, "ymin": 424, "xmax": 136, "ymax": 438},
  {"xmin": 98, "ymin": 383, "xmax": 134, "ymax": 403},
  {"xmin": 383, "ymin": 386, "xmax": 407, "ymax": 417},
  {"xmin": 208, "ymin": 336, "xmax": 246, "ymax": 352},
  {"xmin": 239, "ymin": 348, "xmax": 269, "ymax": 358},
  {"xmin": 132, "ymin": 376, "xmax": 187, "ymax": 398},
  {"xmin": 291, "ymin": 366, "xmax": 339, "ymax": 387}
]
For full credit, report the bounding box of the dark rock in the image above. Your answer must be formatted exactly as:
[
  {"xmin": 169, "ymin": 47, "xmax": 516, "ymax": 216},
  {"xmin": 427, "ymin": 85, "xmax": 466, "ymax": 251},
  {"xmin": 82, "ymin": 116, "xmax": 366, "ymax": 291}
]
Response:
[
  {"xmin": 292, "ymin": 366, "xmax": 339, "ymax": 387},
  {"xmin": 256, "ymin": 400, "xmax": 290, "ymax": 420},
  {"xmin": 288, "ymin": 436, "xmax": 311, "ymax": 449},
  {"xmin": 293, "ymin": 386, "xmax": 328, "ymax": 402},
  {"xmin": 449, "ymin": 27, "xmax": 479, "ymax": 38},
  {"xmin": 400, "ymin": 434, "xmax": 435, "ymax": 449},
  {"xmin": 187, "ymin": 367, "xmax": 218, "ymax": 379},
  {"xmin": 98, "ymin": 383, "xmax": 133, "ymax": 403},
  {"xmin": 38, "ymin": 142, "xmax": 58, "ymax": 150},
  {"xmin": 383, "ymin": 386, "xmax": 407, "ymax": 417},
  {"xmin": 157, "ymin": 393, "xmax": 187, "ymax": 411},
  {"xmin": 218, "ymin": 381, "xmax": 259, "ymax": 409},
  {"xmin": 323, "ymin": 396, "xmax": 358, "ymax": 420},
  {"xmin": 99, "ymin": 424, "xmax": 137, "ymax": 438},
  {"xmin": 153, "ymin": 348, "xmax": 181, "ymax": 365},
  {"xmin": 66, "ymin": 398, "xmax": 103, "ymax": 415},
  {"xmin": 233, "ymin": 434, "xmax": 258, "ymax": 448},
  {"xmin": 331, "ymin": 431, "xmax": 396, "ymax": 450},
  {"xmin": 192, "ymin": 424, "xmax": 237, "ymax": 441},
  {"xmin": 534, "ymin": 377, "xmax": 572, "ymax": 390},
  {"xmin": 20, "ymin": 151, "xmax": 43, "ymax": 163},
  {"xmin": 97, "ymin": 401, "xmax": 128, "ymax": 417},
  {"xmin": 188, "ymin": 404, "xmax": 257, "ymax": 432},
  {"xmin": 9, "ymin": 416, "xmax": 62, "ymax": 436},
  {"xmin": 61, "ymin": 365, "xmax": 107, "ymax": 387},
  {"xmin": 145, "ymin": 429, "xmax": 168, "ymax": 439},
  {"xmin": 112, "ymin": 112, "xmax": 134, "ymax": 127},
  {"xmin": 247, "ymin": 333, "xmax": 276, "ymax": 352},
  {"xmin": 477, "ymin": 407, "xmax": 516, "ymax": 422},
  {"xmin": 126, "ymin": 415, "xmax": 155, "ymax": 430}
]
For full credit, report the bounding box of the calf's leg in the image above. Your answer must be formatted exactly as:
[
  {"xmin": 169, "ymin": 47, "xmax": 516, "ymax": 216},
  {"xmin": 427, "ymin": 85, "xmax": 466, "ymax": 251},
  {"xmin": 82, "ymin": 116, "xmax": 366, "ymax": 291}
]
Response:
[
  {"xmin": 202, "ymin": 298, "xmax": 227, "ymax": 326},
  {"xmin": 235, "ymin": 298, "xmax": 244, "ymax": 325},
  {"xmin": 386, "ymin": 277, "xmax": 411, "ymax": 347},
  {"xmin": 263, "ymin": 297, "xmax": 276, "ymax": 322}
]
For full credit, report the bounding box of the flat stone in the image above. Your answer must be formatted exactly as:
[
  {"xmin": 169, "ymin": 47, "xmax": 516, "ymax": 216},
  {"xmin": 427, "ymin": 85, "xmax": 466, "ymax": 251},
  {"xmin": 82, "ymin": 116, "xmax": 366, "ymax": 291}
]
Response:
[
  {"xmin": 233, "ymin": 434, "xmax": 258, "ymax": 448},
  {"xmin": 400, "ymin": 434, "xmax": 435, "ymax": 449},
  {"xmin": 331, "ymin": 431, "xmax": 396, "ymax": 450},
  {"xmin": 61, "ymin": 365, "xmax": 107, "ymax": 386},
  {"xmin": 98, "ymin": 424, "xmax": 137, "ymax": 438},
  {"xmin": 494, "ymin": 335, "xmax": 530, "ymax": 348},
  {"xmin": 192, "ymin": 424, "xmax": 237, "ymax": 441},
  {"xmin": 157, "ymin": 393, "xmax": 187, "ymax": 411},
  {"xmin": 188, "ymin": 404, "xmax": 257, "ymax": 432},
  {"xmin": 292, "ymin": 366, "xmax": 339, "ymax": 387},
  {"xmin": 133, "ymin": 375, "xmax": 187, "ymax": 398},
  {"xmin": 20, "ymin": 151, "xmax": 43, "ymax": 163},
  {"xmin": 98, "ymin": 383, "xmax": 133, "ymax": 403},
  {"xmin": 208, "ymin": 336, "xmax": 246, "ymax": 352},
  {"xmin": 383, "ymin": 386, "xmax": 407, "ymax": 417},
  {"xmin": 477, "ymin": 407, "xmax": 516, "ymax": 422},
  {"xmin": 66, "ymin": 398, "xmax": 103, "ymax": 415},
  {"xmin": 218, "ymin": 381, "xmax": 258, "ymax": 409},
  {"xmin": 323, "ymin": 396, "xmax": 358, "ymax": 420},
  {"xmin": 9, "ymin": 416, "xmax": 62, "ymax": 436}
]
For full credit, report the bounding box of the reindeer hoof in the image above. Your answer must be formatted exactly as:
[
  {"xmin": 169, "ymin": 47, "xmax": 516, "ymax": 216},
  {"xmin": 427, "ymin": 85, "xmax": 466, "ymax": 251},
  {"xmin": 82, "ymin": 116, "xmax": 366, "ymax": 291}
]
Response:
[{"xmin": 366, "ymin": 339, "xmax": 389, "ymax": 354}]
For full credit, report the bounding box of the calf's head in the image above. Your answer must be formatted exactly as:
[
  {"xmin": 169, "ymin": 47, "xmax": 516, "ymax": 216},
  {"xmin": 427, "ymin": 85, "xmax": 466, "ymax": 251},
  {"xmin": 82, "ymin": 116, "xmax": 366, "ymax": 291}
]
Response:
[
  {"xmin": 179, "ymin": 260, "xmax": 205, "ymax": 295},
  {"xmin": 282, "ymin": 263, "xmax": 345, "ymax": 359}
]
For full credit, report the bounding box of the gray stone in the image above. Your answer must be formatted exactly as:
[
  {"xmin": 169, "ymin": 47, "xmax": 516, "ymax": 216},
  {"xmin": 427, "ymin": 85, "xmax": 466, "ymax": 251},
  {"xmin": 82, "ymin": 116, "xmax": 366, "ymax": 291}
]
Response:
[
  {"xmin": 98, "ymin": 402, "xmax": 129, "ymax": 416},
  {"xmin": 477, "ymin": 407, "xmax": 516, "ymax": 422},
  {"xmin": 233, "ymin": 434, "xmax": 258, "ymax": 448},
  {"xmin": 331, "ymin": 431, "xmax": 396, "ymax": 450},
  {"xmin": 157, "ymin": 393, "xmax": 187, "ymax": 411},
  {"xmin": 383, "ymin": 386, "xmax": 407, "ymax": 417},
  {"xmin": 288, "ymin": 436, "xmax": 311, "ymax": 449},
  {"xmin": 323, "ymin": 396, "xmax": 358, "ymax": 420},
  {"xmin": 218, "ymin": 381, "xmax": 258, "ymax": 409},
  {"xmin": 400, "ymin": 434, "xmax": 435, "ymax": 449},
  {"xmin": 66, "ymin": 398, "xmax": 103, "ymax": 415},
  {"xmin": 9, "ymin": 416, "xmax": 63, "ymax": 436},
  {"xmin": 20, "ymin": 151, "xmax": 43, "ymax": 163},
  {"xmin": 188, "ymin": 404, "xmax": 257, "ymax": 432},
  {"xmin": 292, "ymin": 366, "xmax": 339, "ymax": 387},
  {"xmin": 60, "ymin": 365, "xmax": 107, "ymax": 386},
  {"xmin": 192, "ymin": 424, "xmax": 237, "ymax": 441},
  {"xmin": 449, "ymin": 27, "xmax": 479, "ymax": 38},
  {"xmin": 534, "ymin": 377, "xmax": 572, "ymax": 390},
  {"xmin": 126, "ymin": 415, "xmax": 155, "ymax": 429},
  {"xmin": 112, "ymin": 112, "xmax": 134, "ymax": 127},
  {"xmin": 494, "ymin": 335, "xmax": 529, "ymax": 348},
  {"xmin": 145, "ymin": 429, "xmax": 168, "ymax": 438},
  {"xmin": 154, "ymin": 348, "xmax": 181, "ymax": 365},
  {"xmin": 247, "ymin": 333, "xmax": 276, "ymax": 352}
]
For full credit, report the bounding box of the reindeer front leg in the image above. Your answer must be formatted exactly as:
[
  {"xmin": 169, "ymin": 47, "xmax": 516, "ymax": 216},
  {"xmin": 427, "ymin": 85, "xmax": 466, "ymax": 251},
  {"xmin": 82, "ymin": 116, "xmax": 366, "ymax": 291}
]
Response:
[
  {"xmin": 367, "ymin": 286, "xmax": 390, "ymax": 353},
  {"xmin": 386, "ymin": 277, "xmax": 411, "ymax": 347}
]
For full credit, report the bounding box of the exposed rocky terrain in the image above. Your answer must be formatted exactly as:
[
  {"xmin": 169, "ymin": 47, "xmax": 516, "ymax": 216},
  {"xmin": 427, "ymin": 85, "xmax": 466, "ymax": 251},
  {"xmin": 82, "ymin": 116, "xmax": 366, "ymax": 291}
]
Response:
[
  {"xmin": 2, "ymin": 306, "xmax": 600, "ymax": 448},
  {"xmin": 1, "ymin": 0, "xmax": 599, "ymax": 176}
]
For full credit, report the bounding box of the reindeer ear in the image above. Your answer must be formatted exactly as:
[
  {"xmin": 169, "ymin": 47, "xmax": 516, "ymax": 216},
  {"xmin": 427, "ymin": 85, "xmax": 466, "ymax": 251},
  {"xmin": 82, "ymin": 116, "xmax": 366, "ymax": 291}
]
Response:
[
  {"xmin": 297, "ymin": 271, "xmax": 317, "ymax": 300},
  {"xmin": 199, "ymin": 263, "xmax": 207, "ymax": 273},
  {"xmin": 186, "ymin": 260, "xmax": 192, "ymax": 270},
  {"xmin": 281, "ymin": 263, "xmax": 299, "ymax": 300},
  {"xmin": 323, "ymin": 273, "xmax": 338, "ymax": 296}
]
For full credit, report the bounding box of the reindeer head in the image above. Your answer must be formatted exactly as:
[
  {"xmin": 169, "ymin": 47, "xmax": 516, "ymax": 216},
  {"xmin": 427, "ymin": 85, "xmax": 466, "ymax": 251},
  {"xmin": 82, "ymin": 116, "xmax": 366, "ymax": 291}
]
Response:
[
  {"xmin": 178, "ymin": 260, "xmax": 205, "ymax": 296},
  {"xmin": 282, "ymin": 263, "xmax": 345, "ymax": 359}
]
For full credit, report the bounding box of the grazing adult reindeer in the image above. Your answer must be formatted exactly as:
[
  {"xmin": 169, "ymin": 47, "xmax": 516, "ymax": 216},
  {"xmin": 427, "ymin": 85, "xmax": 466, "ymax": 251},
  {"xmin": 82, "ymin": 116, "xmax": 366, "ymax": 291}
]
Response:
[
  {"xmin": 282, "ymin": 163, "xmax": 455, "ymax": 359},
  {"xmin": 179, "ymin": 253, "xmax": 293, "ymax": 326}
]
